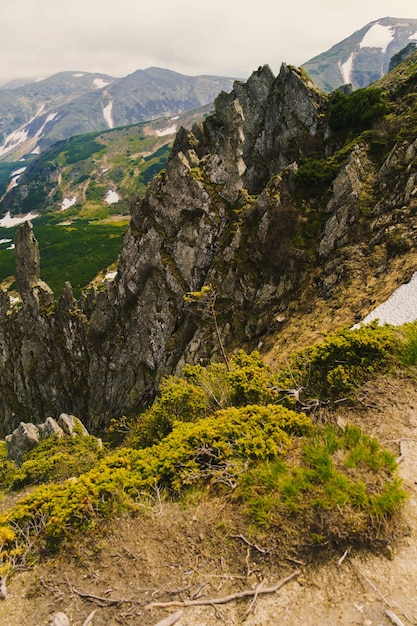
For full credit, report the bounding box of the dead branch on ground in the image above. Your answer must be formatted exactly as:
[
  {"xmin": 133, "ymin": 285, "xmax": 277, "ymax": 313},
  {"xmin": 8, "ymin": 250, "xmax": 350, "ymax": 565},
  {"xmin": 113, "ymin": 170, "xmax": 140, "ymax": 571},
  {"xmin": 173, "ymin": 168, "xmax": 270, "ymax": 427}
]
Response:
[
  {"xmin": 231, "ymin": 534, "xmax": 269, "ymax": 554},
  {"xmin": 153, "ymin": 610, "xmax": 184, "ymax": 626},
  {"xmin": 145, "ymin": 570, "xmax": 301, "ymax": 610}
]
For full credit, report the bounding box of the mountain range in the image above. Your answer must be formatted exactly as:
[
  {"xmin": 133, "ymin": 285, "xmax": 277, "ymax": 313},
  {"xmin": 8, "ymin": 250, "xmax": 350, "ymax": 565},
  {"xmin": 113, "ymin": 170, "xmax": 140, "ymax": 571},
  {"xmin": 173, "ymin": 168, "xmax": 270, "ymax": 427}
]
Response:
[
  {"xmin": 0, "ymin": 67, "xmax": 236, "ymax": 163},
  {"xmin": 302, "ymin": 16, "xmax": 417, "ymax": 91}
]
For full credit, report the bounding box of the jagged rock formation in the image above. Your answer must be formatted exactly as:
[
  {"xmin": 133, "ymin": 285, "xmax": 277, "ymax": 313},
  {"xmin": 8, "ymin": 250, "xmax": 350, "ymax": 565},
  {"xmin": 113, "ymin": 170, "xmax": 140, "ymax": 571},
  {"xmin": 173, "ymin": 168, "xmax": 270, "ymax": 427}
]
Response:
[
  {"xmin": 389, "ymin": 42, "xmax": 417, "ymax": 71},
  {"xmin": 5, "ymin": 414, "xmax": 90, "ymax": 464},
  {"xmin": 1, "ymin": 54, "xmax": 417, "ymax": 435}
]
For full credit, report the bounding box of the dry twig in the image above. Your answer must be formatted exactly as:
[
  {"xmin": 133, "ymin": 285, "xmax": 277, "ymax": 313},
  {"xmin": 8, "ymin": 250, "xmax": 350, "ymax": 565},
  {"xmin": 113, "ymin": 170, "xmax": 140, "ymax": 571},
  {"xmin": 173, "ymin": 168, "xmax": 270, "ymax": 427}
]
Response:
[
  {"xmin": 153, "ymin": 610, "xmax": 184, "ymax": 626},
  {"xmin": 66, "ymin": 577, "xmax": 135, "ymax": 607},
  {"xmin": 82, "ymin": 610, "xmax": 97, "ymax": 626},
  {"xmin": 383, "ymin": 608, "xmax": 405, "ymax": 626},
  {"xmin": 145, "ymin": 570, "xmax": 301, "ymax": 610},
  {"xmin": 231, "ymin": 534, "xmax": 269, "ymax": 554},
  {"xmin": 243, "ymin": 580, "xmax": 265, "ymax": 618},
  {"xmin": 337, "ymin": 547, "xmax": 351, "ymax": 566}
]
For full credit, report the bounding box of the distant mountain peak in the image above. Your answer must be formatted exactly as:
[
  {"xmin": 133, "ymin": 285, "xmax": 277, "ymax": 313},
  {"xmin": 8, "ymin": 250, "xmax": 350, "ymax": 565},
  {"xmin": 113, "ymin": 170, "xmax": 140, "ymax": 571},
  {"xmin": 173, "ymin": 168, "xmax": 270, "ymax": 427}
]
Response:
[{"xmin": 303, "ymin": 16, "xmax": 417, "ymax": 91}]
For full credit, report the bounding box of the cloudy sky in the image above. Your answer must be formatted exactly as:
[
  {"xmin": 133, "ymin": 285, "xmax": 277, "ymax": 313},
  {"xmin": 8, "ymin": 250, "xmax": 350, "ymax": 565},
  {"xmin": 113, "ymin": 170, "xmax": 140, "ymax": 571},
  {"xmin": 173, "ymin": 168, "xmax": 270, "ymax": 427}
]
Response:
[{"xmin": 1, "ymin": 0, "xmax": 417, "ymax": 84}]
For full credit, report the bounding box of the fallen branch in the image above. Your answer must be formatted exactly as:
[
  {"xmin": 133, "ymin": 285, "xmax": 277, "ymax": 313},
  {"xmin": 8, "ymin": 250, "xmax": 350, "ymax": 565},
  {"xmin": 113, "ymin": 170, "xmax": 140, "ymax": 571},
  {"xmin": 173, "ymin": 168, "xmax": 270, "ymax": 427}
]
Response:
[
  {"xmin": 383, "ymin": 609, "xmax": 405, "ymax": 626},
  {"xmin": 231, "ymin": 534, "xmax": 269, "ymax": 554},
  {"xmin": 145, "ymin": 570, "xmax": 301, "ymax": 610},
  {"xmin": 243, "ymin": 580, "xmax": 265, "ymax": 618},
  {"xmin": 337, "ymin": 547, "xmax": 351, "ymax": 566},
  {"xmin": 66, "ymin": 577, "xmax": 136, "ymax": 607},
  {"xmin": 153, "ymin": 610, "xmax": 184, "ymax": 626}
]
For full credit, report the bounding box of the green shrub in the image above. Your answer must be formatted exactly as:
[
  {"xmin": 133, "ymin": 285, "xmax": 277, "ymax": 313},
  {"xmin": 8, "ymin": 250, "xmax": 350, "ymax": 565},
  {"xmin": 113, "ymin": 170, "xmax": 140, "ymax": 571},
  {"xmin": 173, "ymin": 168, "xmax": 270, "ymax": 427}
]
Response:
[
  {"xmin": 1, "ymin": 404, "xmax": 311, "ymax": 554},
  {"xmin": 398, "ymin": 321, "xmax": 417, "ymax": 365},
  {"xmin": 130, "ymin": 351, "xmax": 280, "ymax": 448},
  {"xmin": 0, "ymin": 336, "xmax": 407, "ymax": 566},
  {"xmin": 329, "ymin": 88, "xmax": 388, "ymax": 133},
  {"xmin": 238, "ymin": 423, "xmax": 405, "ymax": 544},
  {"xmin": 0, "ymin": 443, "xmax": 19, "ymax": 491},
  {"xmin": 276, "ymin": 322, "xmax": 396, "ymax": 403},
  {"xmin": 130, "ymin": 376, "xmax": 211, "ymax": 448},
  {"xmin": 12, "ymin": 435, "xmax": 106, "ymax": 488},
  {"xmin": 63, "ymin": 136, "xmax": 104, "ymax": 164}
]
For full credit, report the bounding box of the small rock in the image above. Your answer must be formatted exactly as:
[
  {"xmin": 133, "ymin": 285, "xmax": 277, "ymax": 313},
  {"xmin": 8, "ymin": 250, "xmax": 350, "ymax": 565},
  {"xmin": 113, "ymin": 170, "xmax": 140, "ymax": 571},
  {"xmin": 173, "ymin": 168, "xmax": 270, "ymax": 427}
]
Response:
[
  {"xmin": 49, "ymin": 612, "xmax": 70, "ymax": 626},
  {"xmin": 39, "ymin": 417, "xmax": 65, "ymax": 440}
]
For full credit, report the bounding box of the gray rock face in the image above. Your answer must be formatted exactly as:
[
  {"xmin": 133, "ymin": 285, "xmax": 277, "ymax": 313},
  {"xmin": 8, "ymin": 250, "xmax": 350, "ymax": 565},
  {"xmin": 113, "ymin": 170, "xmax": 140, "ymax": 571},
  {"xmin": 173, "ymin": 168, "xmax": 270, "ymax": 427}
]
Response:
[
  {"xmin": 58, "ymin": 413, "xmax": 89, "ymax": 436},
  {"xmin": 38, "ymin": 417, "xmax": 65, "ymax": 440},
  {"xmin": 319, "ymin": 145, "xmax": 370, "ymax": 258},
  {"xmin": 13, "ymin": 221, "xmax": 40, "ymax": 297},
  {"xmin": 1, "ymin": 60, "xmax": 417, "ymax": 435}
]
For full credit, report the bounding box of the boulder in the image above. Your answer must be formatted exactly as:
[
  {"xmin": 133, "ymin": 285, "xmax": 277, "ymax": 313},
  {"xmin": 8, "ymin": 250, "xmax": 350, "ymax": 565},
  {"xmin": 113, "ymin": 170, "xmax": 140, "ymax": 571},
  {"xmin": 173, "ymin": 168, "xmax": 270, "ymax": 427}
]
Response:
[
  {"xmin": 58, "ymin": 413, "xmax": 89, "ymax": 437},
  {"xmin": 6, "ymin": 422, "xmax": 40, "ymax": 464},
  {"xmin": 38, "ymin": 417, "xmax": 65, "ymax": 440}
]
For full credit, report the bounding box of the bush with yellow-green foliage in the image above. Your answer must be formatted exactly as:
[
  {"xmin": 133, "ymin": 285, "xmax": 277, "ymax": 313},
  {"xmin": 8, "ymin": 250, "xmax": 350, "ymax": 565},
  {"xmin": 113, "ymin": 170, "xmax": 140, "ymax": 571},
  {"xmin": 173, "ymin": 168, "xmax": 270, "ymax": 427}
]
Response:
[
  {"xmin": 0, "ymin": 322, "xmax": 410, "ymax": 570},
  {"xmin": 238, "ymin": 423, "xmax": 405, "ymax": 546},
  {"xmin": 0, "ymin": 435, "xmax": 106, "ymax": 492},
  {"xmin": 128, "ymin": 350, "xmax": 279, "ymax": 448},
  {"xmin": 0, "ymin": 403, "xmax": 405, "ymax": 565},
  {"xmin": 275, "ymin": 322, "xmax": 398, "ymax": 406}
]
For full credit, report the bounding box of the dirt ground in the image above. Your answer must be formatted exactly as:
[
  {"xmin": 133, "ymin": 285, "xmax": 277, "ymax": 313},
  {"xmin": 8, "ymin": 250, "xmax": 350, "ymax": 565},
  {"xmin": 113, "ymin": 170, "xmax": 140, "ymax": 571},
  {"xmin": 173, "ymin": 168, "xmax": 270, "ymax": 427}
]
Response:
[{"xmin": 1, "ymin": 373, "xmax": 417, "ymax": 626}]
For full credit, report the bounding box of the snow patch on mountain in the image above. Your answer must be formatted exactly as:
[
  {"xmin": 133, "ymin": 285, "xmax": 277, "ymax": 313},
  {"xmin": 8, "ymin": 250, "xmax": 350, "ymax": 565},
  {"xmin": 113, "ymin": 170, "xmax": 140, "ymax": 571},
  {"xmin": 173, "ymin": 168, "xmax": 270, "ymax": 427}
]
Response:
[
  {"xmin": 7, "ymin": 166, "xmax": 27, "ymax": 191},
  {"xmin": 359, "ymin": 24, "xmax": 394, "ymax": 52},
  {"xmin": 355, "ymin": 272, "xmax": 417, "ymax": 327},
  {"xmin": 105, "ymin": 189, "xmax": 119, "ymax": 204},
  {"xmin": 94, "ymin": 78, "xmax": 110, "ymax": 89},
  {"xmin": 156, "ymin": 124, "xmax": 177, "ymax": 137},
  {"xmin": 34, "ymin": 112, "xmax": 58, "ymax": 139},
  {"xmin": 0, "ymin": 211, "xmax": 38, "ymax": 228},
  {"xmin": 0, "ymin": 105, "xmax": 52, "ymax": 157},
  {"xmin": 73, "ymin": 73, "xmax": 84, "ymax": 77},
  {"xmin": 61, "ymin": 197, "xmax": 77, "ymax": 211},
  {"xmin": 11, "ymin": 167, "xmax": 26, "ymax": 178},
  {"xmin": 338, "ymin": 53, "xmax": 354, "ymax": 85},
  {"xmin": 0, "ymin": 127, "xmax": 29, "ymax": 158},
  {"xmin": 410, "ymin": 32, "xmax": 417, "ymax": 41},
  {"xmin": 103, "ymin": 102, "xmax": 114, "ymax": 128}
]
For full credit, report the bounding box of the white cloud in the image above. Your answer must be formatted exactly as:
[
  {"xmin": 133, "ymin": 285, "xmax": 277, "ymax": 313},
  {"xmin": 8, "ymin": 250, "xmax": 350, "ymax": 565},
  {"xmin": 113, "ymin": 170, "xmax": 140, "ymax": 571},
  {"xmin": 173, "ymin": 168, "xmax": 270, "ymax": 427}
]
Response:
[{"xmin": 0, "ymin": 1, "xmax": 416, "ymax": 83}]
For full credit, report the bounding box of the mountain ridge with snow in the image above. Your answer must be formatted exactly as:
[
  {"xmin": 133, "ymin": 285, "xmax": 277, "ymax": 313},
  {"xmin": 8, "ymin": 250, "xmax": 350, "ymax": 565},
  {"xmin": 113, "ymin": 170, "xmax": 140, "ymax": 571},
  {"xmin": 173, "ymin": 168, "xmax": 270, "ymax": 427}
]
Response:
[
  {"xmin": 0, "ymin": 68, "xmax": 236, "ymax": 163},
  {"xmin": 302, "ymin": 16, "xmax": 417, "ymax": 91}
]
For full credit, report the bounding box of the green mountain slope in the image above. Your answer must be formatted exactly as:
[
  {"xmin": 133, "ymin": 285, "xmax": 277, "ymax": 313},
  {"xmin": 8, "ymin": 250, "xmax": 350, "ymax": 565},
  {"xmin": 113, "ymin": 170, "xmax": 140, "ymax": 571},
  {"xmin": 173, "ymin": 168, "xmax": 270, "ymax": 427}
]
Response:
[{"xmin": 0, "ymin": 104, "xmax": 212, "ymax": 296}]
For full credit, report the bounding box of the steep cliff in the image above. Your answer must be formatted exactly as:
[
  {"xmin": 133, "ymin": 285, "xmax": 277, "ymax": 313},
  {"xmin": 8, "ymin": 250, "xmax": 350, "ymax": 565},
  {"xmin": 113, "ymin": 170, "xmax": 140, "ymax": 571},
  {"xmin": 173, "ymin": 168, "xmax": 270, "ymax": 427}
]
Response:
[{"xmin": 1, "ymin": 53, "xmax": 417, "ymax": 435}]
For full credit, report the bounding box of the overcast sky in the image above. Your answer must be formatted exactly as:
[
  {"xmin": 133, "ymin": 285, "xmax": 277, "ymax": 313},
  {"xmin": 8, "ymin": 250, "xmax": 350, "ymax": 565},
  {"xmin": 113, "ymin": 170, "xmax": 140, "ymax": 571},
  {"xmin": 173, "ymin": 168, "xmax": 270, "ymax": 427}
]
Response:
[{"xmin": 1, "ymin": 0, "xmax": 417, "ymax": 84}]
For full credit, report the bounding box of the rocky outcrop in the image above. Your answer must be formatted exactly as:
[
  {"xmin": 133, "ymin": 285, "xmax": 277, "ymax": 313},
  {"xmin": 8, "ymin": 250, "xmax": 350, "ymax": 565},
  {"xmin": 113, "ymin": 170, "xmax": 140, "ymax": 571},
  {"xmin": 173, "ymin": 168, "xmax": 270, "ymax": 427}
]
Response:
[
  {"xmin": 1, "ymin": 57, "xmax": 417, "ymax": 435},
  {"xmin": 5, "ymin": 414, "xmax": 90, "ymax": 464}
]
